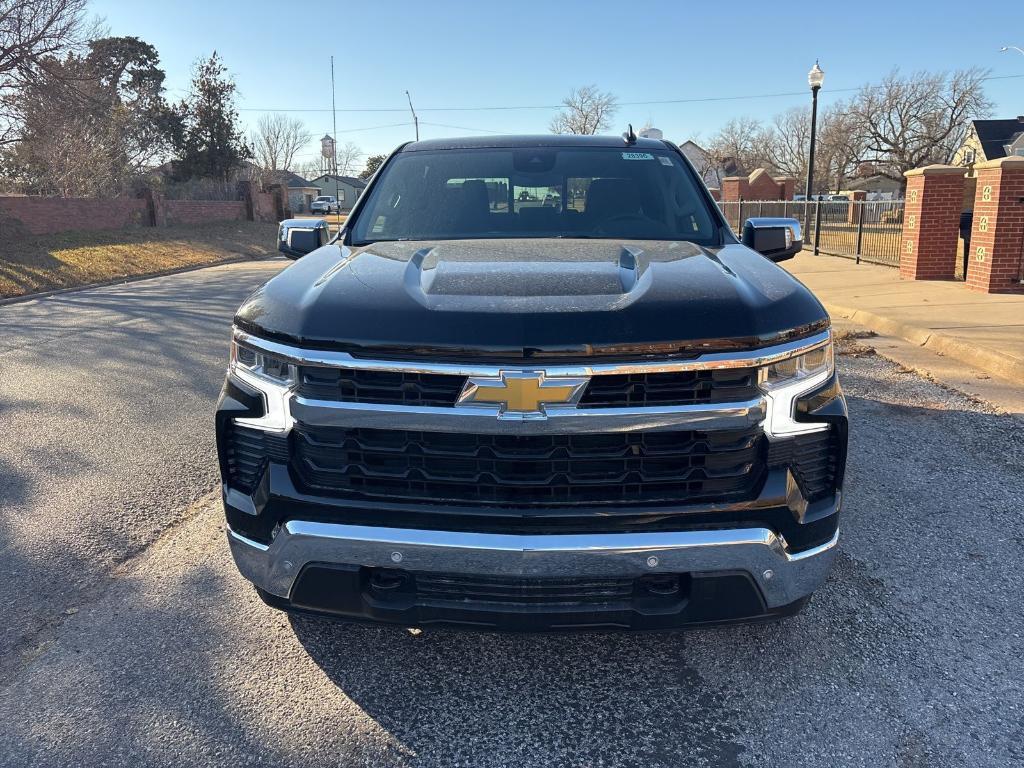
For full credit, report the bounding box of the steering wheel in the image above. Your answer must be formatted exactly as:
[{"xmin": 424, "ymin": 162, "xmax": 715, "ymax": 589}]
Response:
[{"xmin": 592, "ymin": 213, "xmax": 649, "ymax": 234}]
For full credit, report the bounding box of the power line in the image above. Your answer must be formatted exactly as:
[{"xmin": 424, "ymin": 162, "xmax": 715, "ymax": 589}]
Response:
[
  {"xmin": 419, "ymin": 121, "xmax": 506, "ymax": 134},
  {"xmin": 235, "ymin": 72, "xmax": 1024, "ymax": 115}
]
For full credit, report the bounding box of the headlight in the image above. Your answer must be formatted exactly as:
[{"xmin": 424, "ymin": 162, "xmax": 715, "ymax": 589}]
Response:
[
  {"xmin": 761, "ymin": 343, "xmax": 834, "ymax": 390},
  {"xmin": 230, "ymin": 339, "xmax": 296, "ymax": 386},
  {"xmin": 760, "ymin": 340, "xmax": 835, "ymax": 437}
]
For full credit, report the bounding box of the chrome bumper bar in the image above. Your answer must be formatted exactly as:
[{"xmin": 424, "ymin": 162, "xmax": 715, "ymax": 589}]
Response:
[{"xmin": 228, "ymin": 522, "xmax": 838, "ymax": 609}]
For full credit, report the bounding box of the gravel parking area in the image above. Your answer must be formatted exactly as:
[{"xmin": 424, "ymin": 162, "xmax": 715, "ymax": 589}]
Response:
[{"xmin": 1, "ymin": 267, "xmax": 1022, "ymax": 767}]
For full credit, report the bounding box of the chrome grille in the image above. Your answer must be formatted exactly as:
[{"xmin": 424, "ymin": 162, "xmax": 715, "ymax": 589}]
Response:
[{"xmin": 296, "ymin": 366, "xmax": 760, "ymax": 409}]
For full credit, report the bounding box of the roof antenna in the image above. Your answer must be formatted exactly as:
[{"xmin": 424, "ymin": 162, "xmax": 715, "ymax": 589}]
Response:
[{"xmin": 623, "ymin": 123, "xmax": 637, "ymax": 145}]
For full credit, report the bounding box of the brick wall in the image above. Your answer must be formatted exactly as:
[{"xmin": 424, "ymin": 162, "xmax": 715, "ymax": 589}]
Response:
[
  {"xmin": 0, "ymin": 196, "xmax": 149, "ymax": 235},
  {"xmin": 163, "ymin": 200, "xmax": 247, "ymax": 226},
  {"xmin": 966, "ymin": 157, "xmax": 1024, "ymax": 294},
  {"xmin": 899, "ymin": 165, "xmax": 964, "ymax": 281},
  {"xmin": 720, "ymin": 169, "xmax": 795, "ymax": 201}
]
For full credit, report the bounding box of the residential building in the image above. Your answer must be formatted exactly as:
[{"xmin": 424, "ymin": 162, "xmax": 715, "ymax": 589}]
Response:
[
  {"xmin": 844, "ymin": 175, "xmax": 904, "ymax": 200},
  {"xmin": 308, "ymin": 174, "xmax": 368, "ymax": 213},
  {"xmin": 678, "ymin": 140, "xmax": 732, "ymax": 190},
  {"xmin": 267, "ymin": 170, "xmax": 321, "ymax": 214},
  {"xmin": 955, "ymin": 116, "xmax": 1024, "ymax": 168}
]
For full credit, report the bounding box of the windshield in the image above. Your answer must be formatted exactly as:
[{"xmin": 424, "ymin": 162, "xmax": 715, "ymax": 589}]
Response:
[
  {"xmin": 315, "ymin": 196, "xmax": 333, "ymax": 202},
  {"xmin": 349, "ymin": 147, "xmax": 718, "ymax": 245}
]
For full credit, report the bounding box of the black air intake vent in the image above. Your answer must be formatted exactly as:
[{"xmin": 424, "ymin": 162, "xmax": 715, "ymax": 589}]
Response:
[
  {"xmin": 767, "ymin": 428, "xmax": 840, "ymax": 502},
  {"xmin": 224, "ymin": 424, "xmax": 289, "ymax": 492}
]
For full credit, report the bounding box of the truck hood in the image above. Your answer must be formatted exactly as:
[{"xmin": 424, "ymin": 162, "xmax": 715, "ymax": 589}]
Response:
[{"xmin": 235, "ymin": 238, "xmax": 828, "ymax": 358}]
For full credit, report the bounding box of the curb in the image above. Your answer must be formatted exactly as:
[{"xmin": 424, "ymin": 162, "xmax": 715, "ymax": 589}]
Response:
[
  {"xmin": 824, "ymin": 302, "xmax": 1024, "ymax": 383},
  {"xmin": 0, "ymin": 253, "xmax": 282, "ymax": 308}
]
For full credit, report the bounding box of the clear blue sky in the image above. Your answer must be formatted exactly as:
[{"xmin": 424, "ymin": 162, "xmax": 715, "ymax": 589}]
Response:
[{"xmin": 91, "ymin": 0, "xmax": 1024, "ymax": 170}]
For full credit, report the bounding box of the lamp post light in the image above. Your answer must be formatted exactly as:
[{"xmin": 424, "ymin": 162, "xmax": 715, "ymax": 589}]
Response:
[
  {"xmin": 804, "ymin": 61, "xmax": 825, "ymax": 237},
  {"xmin": 1000, "ymin": 45, "xmax": 1024, "ymax": 56}
]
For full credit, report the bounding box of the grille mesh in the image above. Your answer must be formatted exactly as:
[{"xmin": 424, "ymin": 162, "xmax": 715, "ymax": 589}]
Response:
[
  {"xmin": 578, "ymin": 368, "xmax": 758, "ymax": 408},
  {"xmin": 297, "ymin": 367, "xmax": 464, "ymax": 407},
  {"xmin": 412, "ymin": 573, "xmax": 635, "ymax": 607},
  {"xmin": 292, "ymin": 425, "xmax": 765, "ymax": 506}
]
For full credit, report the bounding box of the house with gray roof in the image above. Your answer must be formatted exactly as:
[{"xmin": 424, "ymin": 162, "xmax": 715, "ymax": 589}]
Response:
[
  {"xmin": 268, "ymin": 170, "xmax": 321, "ymax": 214},
  {"xmin": 308, "ymin": 174, "xmax": 368, "ymax": 213},
  {"xmin": 955, "ymin": 116, "xmax": 1024, "ymax": 168}
]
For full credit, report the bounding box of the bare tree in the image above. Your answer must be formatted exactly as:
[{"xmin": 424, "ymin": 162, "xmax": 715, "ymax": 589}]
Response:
[
  {"xmin": 846, "ymin": 68, "xmax": 992, "ymax": 182},
  {"xmin": 0, "ymin": 0, "xmax": 88, "ymax": 145},
  {"xmin": 762, "ymin": 104, "xmax": 862, "ymax": 194},
  {"xmin": 817, "ymin": 106, "xmax": 862, "ymax": 192},
  {"xmin": 251, "ymin": 113, "xmax": 310, "ymax": 172},
  {"xmin": 705, "ymin": 117, "xmax": 772, "ymax": 176},
  {"xmin": 549, "ymin": 85, "xmax": 618, "ymax": 135},
  {"xmin": 763, "ymin": 107, "xmax": 809, "ymax": 180},
  {"xmin": 335, "ymin": 140, "xmax": 363, "ymax": 176}
]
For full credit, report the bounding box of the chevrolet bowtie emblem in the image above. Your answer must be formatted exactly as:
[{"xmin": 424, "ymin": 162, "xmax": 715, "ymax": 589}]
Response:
[{"xmin": 458, "ymin": 371, "xmax": 588, "ymax": 417}]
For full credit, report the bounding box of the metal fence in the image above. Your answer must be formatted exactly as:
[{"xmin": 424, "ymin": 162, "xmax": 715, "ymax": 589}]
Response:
[{"xmin": 718, "ymin": 199, "xmax": 906, "ymax": 267}]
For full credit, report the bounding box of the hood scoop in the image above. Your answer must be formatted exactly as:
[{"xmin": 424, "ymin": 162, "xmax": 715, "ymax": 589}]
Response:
[{"xmin": 404, "ymin": 244, "xmax": 647, "ymax": 305}]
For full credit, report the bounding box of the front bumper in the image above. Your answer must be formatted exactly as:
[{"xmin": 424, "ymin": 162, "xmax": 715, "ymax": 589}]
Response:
[{"xmin": 228, "ymin": 521, "xmax": 838, "ymax": 630}]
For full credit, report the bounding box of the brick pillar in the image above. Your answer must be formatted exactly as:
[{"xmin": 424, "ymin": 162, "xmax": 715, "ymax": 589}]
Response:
[
  {"xmin": 777, "ymin": 177, "xmax": 796, "ymax": 201},
  {"xmin": 847, "ymin": 190, "xmax": 866, "ymax": 225},
  {"xmin": 721, "ymin": 177, "xmax": 744, "ymax": 202},
  {"xmin": 966, "ymin": 157, "xmax": 1024, "ymax": 294},
  {"xmin": 236, "ymin": 180, "xmax": 256, "ymax": 221},
  {"xmin": 900, "ymin": 165, "xmax": 964, "ymax": 281},
  {"xmin": 140, "ymin": 189, "xmax": 166, "ymax": 227}
]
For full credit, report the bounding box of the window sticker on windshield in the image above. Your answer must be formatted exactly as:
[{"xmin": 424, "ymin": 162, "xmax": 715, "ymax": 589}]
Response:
[
  {"xmin": 658, "ymin": 156, "xmax": 673, "ymax": 167},
  {"xmin": 621, "ymin": 152, "xmax": 655, "ymax": 161}
]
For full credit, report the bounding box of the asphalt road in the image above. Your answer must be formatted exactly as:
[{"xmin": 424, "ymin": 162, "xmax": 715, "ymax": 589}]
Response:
[{"xmin": 1, "ymin": 263, "xmax": 1023, "ymax": 767}]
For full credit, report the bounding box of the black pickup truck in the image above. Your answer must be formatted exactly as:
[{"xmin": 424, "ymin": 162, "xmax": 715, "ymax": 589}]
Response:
[{"xmin": 217, "ymin": 133, "xmax": 847, "ymax": 631}]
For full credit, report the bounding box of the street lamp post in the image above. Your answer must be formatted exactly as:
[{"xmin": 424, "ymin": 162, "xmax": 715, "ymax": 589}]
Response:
[
  {"xmin": 804, "ymin": 61, "xmax": 825, "ymax": 238},
  {"xmin": 1000, "ymin": 45, "xmax": 1024, "ymax": 56}
]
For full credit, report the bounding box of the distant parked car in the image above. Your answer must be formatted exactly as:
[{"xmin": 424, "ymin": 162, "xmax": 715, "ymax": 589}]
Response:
[{"xmin": 310, "ymin": 196, "xmax": 340, "ymax": 214}]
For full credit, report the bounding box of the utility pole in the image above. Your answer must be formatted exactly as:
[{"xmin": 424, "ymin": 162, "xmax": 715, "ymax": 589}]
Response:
[
  {"xmin": 405, "ymin": 90, "xmax": 419, "ymax": 141},
  {"xmin": 331, "ymin": 55, "xmax": 340, "ymax": 217}
]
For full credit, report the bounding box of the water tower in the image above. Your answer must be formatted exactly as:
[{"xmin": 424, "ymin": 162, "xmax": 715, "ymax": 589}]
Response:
[
  {"xmin": 638, "ymin": 126, "xmax": 663, "ymax": 140},
  {"xmin": 320, "ymin": 134, "xmax": 336, "ymax": 175}
]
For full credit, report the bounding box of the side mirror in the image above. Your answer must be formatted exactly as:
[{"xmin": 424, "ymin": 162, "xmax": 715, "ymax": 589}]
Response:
[
  {"xmin": 742, "ymin": 217, "xmax": 803, "ymax": 263},
  {"xmin": 278, "ymin": 218, "xmax": 330, "ymax": 259}
]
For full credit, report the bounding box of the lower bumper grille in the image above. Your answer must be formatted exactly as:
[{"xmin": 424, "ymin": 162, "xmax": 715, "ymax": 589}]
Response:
[
  {"xmin": 767, "ymin": 428, "xmax": 840, "ymax": 502},
  {"xmin": 292, "ymin": 425, "xmax": 766, "ymax": 506},
  {"xmin": 412, "ymin": 573, "xmax": 637, "ymax": 607},
  {"xmin": 224, "ymin": 424, "xmax": 289, "ymax": 492}
]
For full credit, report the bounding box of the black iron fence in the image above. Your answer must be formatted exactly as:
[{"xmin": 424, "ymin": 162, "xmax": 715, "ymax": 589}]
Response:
[{"xmin": 718, "ymin": 199, "xmax": 906, "ymax": 267}]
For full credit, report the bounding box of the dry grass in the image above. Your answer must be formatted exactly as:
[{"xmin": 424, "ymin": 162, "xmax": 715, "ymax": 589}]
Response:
[{"xmin": 0, "ymin": 221, "xmax": 279, "ymax": 299}]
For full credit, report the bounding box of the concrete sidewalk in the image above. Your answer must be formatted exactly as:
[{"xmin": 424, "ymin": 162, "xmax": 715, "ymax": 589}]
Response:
[{"xmin": 785, "ymin": 252, "xmax": 1024, "ymax": 383}]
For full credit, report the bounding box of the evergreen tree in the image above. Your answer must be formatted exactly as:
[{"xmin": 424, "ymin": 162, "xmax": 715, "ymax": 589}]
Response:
[{"xmin": 172, "ymin": 52, "xmax": 248, "ymax": 182}]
